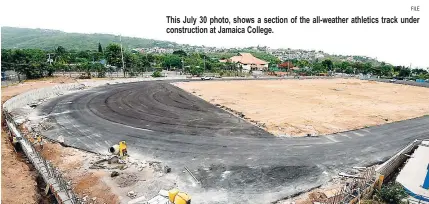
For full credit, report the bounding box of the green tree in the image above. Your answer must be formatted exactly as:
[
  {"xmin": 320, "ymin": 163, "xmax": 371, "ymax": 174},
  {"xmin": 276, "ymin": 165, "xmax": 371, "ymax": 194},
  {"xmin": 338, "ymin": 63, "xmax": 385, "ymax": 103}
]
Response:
[
  {"xmin": 189, "ymin": 65, "xmax": 204, "ymax": 76},
  {"xmin": 362, "ymin": 62, "xmax": 372, "ymax": 74},
  {"xmin": 340, "ymin": 61, "xmax": 351, "ymax": 73},
  {"xmin": 312, "ymin": 61, "xmax": 327, "ymax": 73},
  {"xmin": 321, "ymin": 59, "xmax": 334, "ymax": 71},
  {"xmin": 398, "ymin": 67, "xmax": 411, "ymax": 78},
  {"xmin": 55, "ymin": 46, "xmax": 67, "ymax": 63},
  {"xmin": 105, "ymin": 43, "xmax": 122, "ymax": 68},
  {"xmin": 162, "ymin": 54, "xmax": 182, "ymax": 69},
  {"xmin": 172, "ymin": 50, "xmax": 187, "ymax": 57},
  {"xmin": 98, "ymin": 42, "xmax": 103, "ymax": 53}
]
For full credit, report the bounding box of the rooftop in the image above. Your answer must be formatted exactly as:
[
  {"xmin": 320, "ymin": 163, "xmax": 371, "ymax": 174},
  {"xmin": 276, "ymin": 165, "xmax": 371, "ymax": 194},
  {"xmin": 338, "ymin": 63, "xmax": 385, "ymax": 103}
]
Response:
[{"xmin": 229, "ymin": 53, "xmax": 268, "ymax": 65}]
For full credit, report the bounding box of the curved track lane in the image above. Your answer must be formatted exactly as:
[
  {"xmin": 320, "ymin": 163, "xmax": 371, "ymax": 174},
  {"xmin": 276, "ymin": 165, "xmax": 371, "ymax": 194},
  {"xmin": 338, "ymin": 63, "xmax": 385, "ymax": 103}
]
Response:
[{"xmin": 38, "ymin": 80, "xmax": 429, "ymax": 203}]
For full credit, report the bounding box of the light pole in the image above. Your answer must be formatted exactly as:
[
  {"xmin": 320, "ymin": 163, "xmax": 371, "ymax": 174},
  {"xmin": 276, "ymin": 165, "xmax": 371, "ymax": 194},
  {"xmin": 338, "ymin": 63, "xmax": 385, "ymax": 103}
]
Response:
[
  {"xmin": 120, "ymin": 35, "xmax": 125, "ymax": 77},
  {"xmin": 182, "ymin": 57, "xmax": 184, "ymax": 74}
]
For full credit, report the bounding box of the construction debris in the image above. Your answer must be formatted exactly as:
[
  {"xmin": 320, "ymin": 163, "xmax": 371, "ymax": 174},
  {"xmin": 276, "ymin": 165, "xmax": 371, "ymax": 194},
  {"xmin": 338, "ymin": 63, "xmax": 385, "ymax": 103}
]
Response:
[
  {"xmin": 164, "ymin": 165, "xmax": 171, "ymax": 174},
  {"xmin": 127, "ymin": 191, "xmax": 137, "ymax": 199},
  {"xmin": 111, "ymin": 171, "xmax": 120, "ymax": 177},
  {"xmin": 338, "ymin": 172, "xmax": 364, "ymax": 179}
]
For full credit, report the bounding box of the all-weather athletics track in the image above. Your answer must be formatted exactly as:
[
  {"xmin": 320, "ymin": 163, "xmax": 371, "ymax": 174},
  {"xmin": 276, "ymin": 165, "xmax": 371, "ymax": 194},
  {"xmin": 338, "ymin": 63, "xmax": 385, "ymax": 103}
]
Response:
[{"xmin": 37, "ymin": 79, "xmax": 429, "ymax": 203}]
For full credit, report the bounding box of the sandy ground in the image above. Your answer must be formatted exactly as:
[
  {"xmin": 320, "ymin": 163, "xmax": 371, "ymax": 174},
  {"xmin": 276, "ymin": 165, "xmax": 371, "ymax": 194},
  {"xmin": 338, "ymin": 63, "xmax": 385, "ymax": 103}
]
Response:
[
  {"xmin": 1, "ymin": 129, "xmax": 39, "ymax": 204},
  {"xmin": 174, "ymin": 79, "xmax": 429, "ymax": 136}
]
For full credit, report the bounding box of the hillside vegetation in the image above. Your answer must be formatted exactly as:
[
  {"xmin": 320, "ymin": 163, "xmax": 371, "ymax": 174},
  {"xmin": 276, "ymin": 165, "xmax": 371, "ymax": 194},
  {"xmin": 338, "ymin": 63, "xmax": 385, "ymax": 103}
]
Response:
[{"xmin": 1, "ymin": 27, "xmax": 177, "ymax": 50}]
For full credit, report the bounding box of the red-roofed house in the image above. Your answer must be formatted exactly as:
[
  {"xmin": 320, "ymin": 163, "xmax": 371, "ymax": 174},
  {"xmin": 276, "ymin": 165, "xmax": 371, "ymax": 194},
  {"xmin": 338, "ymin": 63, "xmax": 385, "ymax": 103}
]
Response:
[{"xmin": 222, "ymin": 53, "xmax": 269, "ymax": 72}]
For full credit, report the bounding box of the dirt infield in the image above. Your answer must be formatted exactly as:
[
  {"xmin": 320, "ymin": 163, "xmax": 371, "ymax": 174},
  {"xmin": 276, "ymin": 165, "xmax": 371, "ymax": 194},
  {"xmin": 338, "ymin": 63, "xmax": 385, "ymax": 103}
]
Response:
[{"xmin": 174, "ymin": 79, "xmax": 429, "ymax": 136}]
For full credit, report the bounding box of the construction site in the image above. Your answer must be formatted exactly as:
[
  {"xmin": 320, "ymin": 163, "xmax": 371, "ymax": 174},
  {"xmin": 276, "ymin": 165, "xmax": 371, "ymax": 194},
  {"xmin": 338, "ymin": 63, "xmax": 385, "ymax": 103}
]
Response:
[{"xmin": 2, "ymin": 76, "xmax": 429, "ymax": 204}]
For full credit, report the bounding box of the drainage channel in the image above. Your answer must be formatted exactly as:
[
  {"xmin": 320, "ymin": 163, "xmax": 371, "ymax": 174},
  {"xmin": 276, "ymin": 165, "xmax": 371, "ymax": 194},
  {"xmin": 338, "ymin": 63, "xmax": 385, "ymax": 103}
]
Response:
[
  {"xmin": 1, "ymin": 125, "xmax": 55, "ymax": 203},
  {"xmin": 3, "ymin": 111, "xmax": 79, "ymax": 204}
]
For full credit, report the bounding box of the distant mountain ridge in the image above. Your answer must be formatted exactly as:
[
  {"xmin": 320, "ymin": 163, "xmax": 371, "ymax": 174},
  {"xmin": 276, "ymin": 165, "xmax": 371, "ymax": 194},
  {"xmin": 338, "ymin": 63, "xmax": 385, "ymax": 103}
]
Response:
[
  {"xmin": 1, "ymin": 27, "xmax": 383, "ymax": 66},
  {"xmin": 1, "ymin": 27, "xmax": 178, "ymax": 50}
]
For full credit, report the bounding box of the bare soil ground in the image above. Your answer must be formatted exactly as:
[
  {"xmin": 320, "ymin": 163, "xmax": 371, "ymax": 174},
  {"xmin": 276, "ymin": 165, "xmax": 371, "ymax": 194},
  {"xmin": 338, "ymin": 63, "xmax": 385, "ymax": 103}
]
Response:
[
  {"xmin": 1, "ymin": 77, "xmax": 115, "ymax": 204},
  {"xmin": 2, "ymin": 87, "xmax": 44, "ymax": 204},
  {"xmin": 174, "ymin": 79, "xmax": 429, "ymax": 136},
  {"xmin": 40, "ymin": 143, "xmax": 119, "ymax": 204},
  {"xmin": 1, "ymin": 129, "xmax": 39, "ymax": 204}
]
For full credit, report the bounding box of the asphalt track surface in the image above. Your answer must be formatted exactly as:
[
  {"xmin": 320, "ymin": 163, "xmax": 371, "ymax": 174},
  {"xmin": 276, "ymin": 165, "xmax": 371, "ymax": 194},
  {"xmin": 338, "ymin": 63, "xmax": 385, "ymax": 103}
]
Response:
[{"xmin": 38, "ymin": 80, "xmax": 429, "ymax": 203}]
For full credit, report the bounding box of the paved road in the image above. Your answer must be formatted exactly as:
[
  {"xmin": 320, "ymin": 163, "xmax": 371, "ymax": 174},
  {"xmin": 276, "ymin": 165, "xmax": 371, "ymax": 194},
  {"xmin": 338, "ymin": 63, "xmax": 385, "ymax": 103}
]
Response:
[{"xmin": 38, "ymin": 80, "xmax": 429, "ymax": 203}]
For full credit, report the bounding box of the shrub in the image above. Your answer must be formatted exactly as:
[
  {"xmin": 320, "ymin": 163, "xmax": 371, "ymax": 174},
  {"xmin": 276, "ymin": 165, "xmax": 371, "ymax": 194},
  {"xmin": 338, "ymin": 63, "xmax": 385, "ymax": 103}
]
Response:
[
  {"xmin": 152, "ymin": 70, "xmax": 162, "ymax": 77},
  {"xmin": 375, "ymin": 182, "xmax": 407, "ymax": 204}
]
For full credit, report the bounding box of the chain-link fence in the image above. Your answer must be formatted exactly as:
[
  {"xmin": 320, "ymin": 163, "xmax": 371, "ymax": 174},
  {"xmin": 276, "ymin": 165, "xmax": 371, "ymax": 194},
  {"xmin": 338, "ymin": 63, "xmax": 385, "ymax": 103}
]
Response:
[{"xmin": 1, "ymin": 70, "xmax": 26, "ymax": 87}]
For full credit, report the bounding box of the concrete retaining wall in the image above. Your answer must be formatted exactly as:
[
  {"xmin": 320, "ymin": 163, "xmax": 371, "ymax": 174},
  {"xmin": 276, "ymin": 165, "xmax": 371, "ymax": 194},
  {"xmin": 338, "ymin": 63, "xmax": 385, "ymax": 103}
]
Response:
[
  {"xmin": 3, "ymin": 83, "xmax": 84, "ymax": 112},
  {"xmin": 375, "ymin": 139, "xmax": 421, "ymax": 178}
]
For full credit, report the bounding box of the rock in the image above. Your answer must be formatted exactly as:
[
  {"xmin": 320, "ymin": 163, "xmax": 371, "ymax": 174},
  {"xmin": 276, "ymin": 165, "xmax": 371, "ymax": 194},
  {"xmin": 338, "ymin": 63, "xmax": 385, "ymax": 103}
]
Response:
[
  {"xmin": 108, "ymin": 156, "xmax": 119, "ymax": 164},
  {"xmin": 164, "ymin": 165, "xmax": 171, "ymax": 173},
  {"xmin": 92, "ymin": 197, "xmax": 97, "ymax": 201},
  {"xmin": 111, "ymin": 171, "xmax": 120, "ymax": 177},
  {"xmin": 127, "ymin": 191, "xmax": 137, "ymax": 198},
  {"xmin": 57, "ymin": 135, "xmax": 65, "ymax": 143},
  {"xmin": 120, "ymin": 164, "xmax": 128, "ymax": 170},
  {"xmin": 83, "ymin": 195, "xmax": 88, "ymax": 202}
]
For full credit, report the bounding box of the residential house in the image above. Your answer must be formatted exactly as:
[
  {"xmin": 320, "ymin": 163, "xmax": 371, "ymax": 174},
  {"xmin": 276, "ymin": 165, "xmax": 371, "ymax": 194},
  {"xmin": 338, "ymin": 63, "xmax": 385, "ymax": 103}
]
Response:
[{"xmin": 223, "ymin": 53, "xmax": 269, "ymax": 72}]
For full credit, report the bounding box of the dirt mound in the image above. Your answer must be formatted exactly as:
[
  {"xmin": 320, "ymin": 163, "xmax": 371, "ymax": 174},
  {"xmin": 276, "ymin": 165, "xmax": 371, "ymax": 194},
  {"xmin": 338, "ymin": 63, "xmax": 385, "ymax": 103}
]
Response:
[
  {"xmin": 339, "ymin": 82, "xmax": 361, "ymax": 85},
  {"xmin": 115, "ymin": 173, "xmax": 139, "ymax": 188},
  {"xmin": 51, "ymin": 76, "xmax": 77, "ymax": 84}
]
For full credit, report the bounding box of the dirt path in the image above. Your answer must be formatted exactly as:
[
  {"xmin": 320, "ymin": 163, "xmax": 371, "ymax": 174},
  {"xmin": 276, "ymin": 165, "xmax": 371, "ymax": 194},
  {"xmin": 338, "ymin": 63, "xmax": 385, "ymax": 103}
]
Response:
[{"xmin": 174, "ymin": 79, "xmax": 429, "ymax": 136}]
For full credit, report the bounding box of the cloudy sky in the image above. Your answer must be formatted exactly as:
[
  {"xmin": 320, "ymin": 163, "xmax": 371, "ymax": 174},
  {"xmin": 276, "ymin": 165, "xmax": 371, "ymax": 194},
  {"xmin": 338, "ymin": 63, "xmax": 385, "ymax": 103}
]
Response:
[{"xmin": 1, "ymin": 0, "xmax": 428, "ymax": 67}]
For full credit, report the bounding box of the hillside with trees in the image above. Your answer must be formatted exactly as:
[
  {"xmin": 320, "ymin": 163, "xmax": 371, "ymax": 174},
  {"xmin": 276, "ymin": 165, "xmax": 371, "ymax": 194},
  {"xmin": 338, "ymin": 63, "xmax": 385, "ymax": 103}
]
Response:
[
  {"xmin": 1, "ymin": 27, "xmax": 177, "ymax": 50},
  {"xmin": 2, "ymin": 27, "xmax": 428, "ymax": 81}
]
